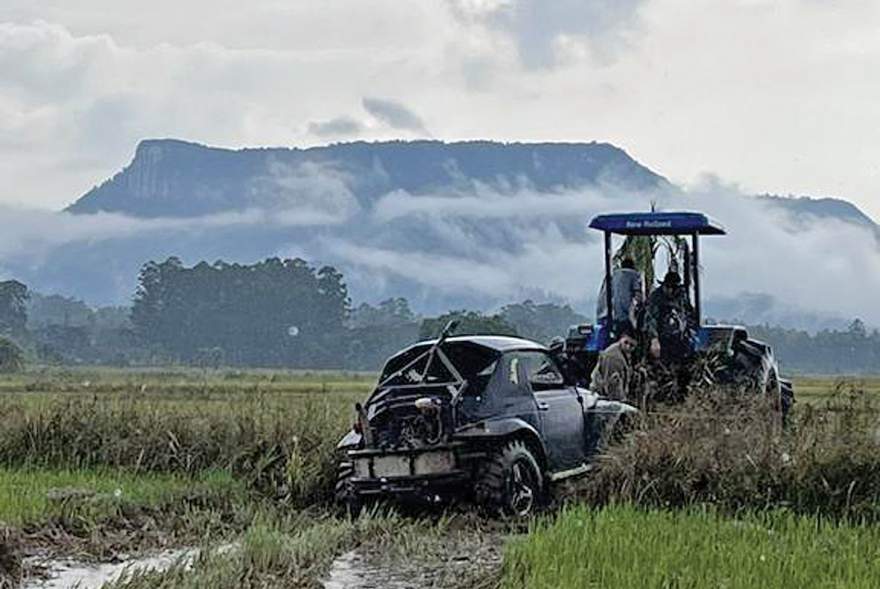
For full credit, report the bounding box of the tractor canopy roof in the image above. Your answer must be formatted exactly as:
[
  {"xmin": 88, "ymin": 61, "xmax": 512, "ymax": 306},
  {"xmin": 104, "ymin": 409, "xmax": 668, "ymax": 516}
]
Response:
[{"xmin": 589, "ymin": 211, "xmax": 726, "ymax": 236}]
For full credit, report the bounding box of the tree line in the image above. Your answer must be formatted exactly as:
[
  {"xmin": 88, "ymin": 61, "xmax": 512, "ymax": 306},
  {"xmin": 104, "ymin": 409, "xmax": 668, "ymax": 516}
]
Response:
[
  {"xmin": 0, "ymin": 259, "xmax": 586, "ymax": 370},
  {"xmin": 131, "ymin": 257, "xmax": 348, "ymax": 367},
  {"xmin": 0, "ymin": 258, "xmax": 878, "ymax": 374},
  {"xmin": 747, "ymin": 320, "xmax": 880, "ymax": 375}
]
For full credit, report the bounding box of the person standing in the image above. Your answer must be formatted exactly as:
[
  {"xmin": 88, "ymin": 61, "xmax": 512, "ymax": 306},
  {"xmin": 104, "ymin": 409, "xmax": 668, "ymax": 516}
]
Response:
[{"xmin": 596, "ymin": 257, "xmax": 645, "ymax": 336}]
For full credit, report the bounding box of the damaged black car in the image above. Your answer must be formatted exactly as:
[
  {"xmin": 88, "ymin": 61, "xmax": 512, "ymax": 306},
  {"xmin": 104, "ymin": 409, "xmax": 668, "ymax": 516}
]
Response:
[{"xmin": 335, "ymin": 322, "xmax": 637, "ymax": 517}]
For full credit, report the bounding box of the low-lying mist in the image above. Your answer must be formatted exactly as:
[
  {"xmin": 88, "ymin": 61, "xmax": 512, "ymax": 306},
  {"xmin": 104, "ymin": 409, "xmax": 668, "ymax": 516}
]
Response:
[{"xmin": 0, "ymin": 172, "xmax": 877, "ymax": 328}]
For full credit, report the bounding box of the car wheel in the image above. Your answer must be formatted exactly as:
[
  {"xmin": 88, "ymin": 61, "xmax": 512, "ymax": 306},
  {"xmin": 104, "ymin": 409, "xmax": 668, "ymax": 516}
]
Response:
[
  {"xmin": 764, "ymin": 370, "xmax": 782, "ymax": 410},
  {"xmin": 764, "ymin": 369, "xmax": 780, "ymax": 396},
  {"xmin": 335, "ymin": 461, "xmax": 362, "ymax": 516},
  {"xmin": 475, "ymin": 440, "xmax": 543, "ymax": 518},
  {"xmin": 780, "ymin": 380, "xmax": 795, "ymax": 425}
]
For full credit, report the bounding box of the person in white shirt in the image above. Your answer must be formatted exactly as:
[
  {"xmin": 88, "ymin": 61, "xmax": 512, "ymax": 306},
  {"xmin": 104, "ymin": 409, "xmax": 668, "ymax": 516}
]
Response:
[{"xmin": 596, "ymin": 257, "xmax": 645, "ymax": 336}]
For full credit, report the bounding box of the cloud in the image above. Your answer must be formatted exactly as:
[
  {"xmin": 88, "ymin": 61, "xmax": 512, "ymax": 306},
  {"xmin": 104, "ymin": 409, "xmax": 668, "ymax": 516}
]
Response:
[
  {"xmin": 0, "ymin": 20, "xmax": 436, "ymax": 209},
  {"xmin": 322, "ymin": 239, "xmax": 516, "ymax": 296},
  {"xmin": 447, "ymin": 0, "xmax": 646, "ymax": 68},
  {"xmin": 0, "ymin": 162, "xmax": 878, "ymax": 326},
  {"xmin": 372, "ymin": 185, "xmax": 634, "ymax": 223},
  {"xmin": 4, "ymin": 4, "xmax": 880, "ymax": 225},
  {"xmin": 362, "ymin": 97, "xmax": 429, "ymax": 135},
  {"xmin": 652, "ymin": 180, "xmax": 880, "ymax": 326},
  {"xmin": 307, "ymin": 116, "xmax": 364, "ymax": 138},
  {"xmin": 324, "ymin": 178, "xmax": 880, "ymax": 325},
  {"xmin": 310, "ymin": 97, "xmax": 433, "ymax": 140},
  {"xmin": 249, "ymin": 160, "xmax": 362, "ymax": 221},
  {"xmin": 0, "ymin": 200, "xmax": 351, "ymax": 263}
]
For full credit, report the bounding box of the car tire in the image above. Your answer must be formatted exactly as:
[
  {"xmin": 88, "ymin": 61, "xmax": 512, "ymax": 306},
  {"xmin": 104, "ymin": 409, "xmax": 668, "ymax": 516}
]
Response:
[
  {"xmin": 780, "ymin": 379, "xmax": 795, "ymax": 424},
  {"xmin": 474, "ymin": 440, "xmax": 544, "ymax": 518},
  {"xmin": 764, "ymin": 369, "xmax": 781, "ymax": 396},
  {"xmin": 335, "ymin": 461, "xmax": 362, "ymax": 516}
]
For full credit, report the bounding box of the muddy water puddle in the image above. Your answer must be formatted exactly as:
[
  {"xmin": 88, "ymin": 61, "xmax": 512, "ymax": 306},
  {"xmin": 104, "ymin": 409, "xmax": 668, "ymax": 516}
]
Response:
[
  {"xmin": 23, "ymin": 547, "xmax": 196, "ymax": 589},
  {"xmin": 322, "ymin": 536, "xmax": 503, "ymax": 589},
  {"xmin": 323, "ymin": 550, "xmax": 415, "ymax": 589},
  {"xmin": 23, "ymin": 544, "xmax": 237, "ymax": 589}
]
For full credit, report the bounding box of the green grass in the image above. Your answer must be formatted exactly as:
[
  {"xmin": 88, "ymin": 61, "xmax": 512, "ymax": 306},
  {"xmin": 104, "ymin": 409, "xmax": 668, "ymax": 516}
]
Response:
[
  {"xmin": 503, "ymin": 505, "xmax": 880, "ymax": 589},
  {"xmin": 0, "ymin": 467, "xmax": 241, "ymax": 526},
  {"xmin": 0, "ymin": 369, "xmax": 366, "ymax": 511}
]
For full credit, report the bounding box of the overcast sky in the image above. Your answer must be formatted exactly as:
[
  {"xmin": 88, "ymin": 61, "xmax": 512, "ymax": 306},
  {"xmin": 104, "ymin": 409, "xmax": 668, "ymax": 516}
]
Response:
[{"xmin": 2, "ymin": 0, "xmax": 879, "ymax": 219}]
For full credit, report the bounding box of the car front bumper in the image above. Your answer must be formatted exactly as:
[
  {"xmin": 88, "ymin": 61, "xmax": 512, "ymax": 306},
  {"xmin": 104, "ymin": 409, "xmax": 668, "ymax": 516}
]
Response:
[{"xmin": 346, "ymin": 445, "xmax": 470, "ymax": 498}]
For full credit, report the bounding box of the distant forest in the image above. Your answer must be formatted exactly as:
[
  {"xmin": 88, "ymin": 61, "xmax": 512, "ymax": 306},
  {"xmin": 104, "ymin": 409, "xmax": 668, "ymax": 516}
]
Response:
[{"xmin": 0, "ymin": 258, "xmax": 877, "ymax": 374}]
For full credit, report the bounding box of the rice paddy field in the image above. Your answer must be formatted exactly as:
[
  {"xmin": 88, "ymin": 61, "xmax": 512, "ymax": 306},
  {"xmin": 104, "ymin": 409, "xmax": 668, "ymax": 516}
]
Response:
[
  {"xmin": 790, "ymin": 375, "xmax": 880, "ymax": 404},
  {"xmin": 502, "ymin": 505, "xmax": 880, "ymax": 589},
  {"xmin": 0, "ymin": 368, "xmax": 878, "ymax": 588}
]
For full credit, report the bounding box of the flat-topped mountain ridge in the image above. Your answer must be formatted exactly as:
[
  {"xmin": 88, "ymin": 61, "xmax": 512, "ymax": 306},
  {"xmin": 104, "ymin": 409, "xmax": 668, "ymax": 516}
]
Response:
[{"xmin": 68, "ymin": 139, "xmax": 670, "ymax": 217}]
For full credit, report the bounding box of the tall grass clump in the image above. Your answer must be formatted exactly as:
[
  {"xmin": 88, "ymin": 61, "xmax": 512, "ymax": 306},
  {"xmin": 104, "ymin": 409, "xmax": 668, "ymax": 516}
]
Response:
[
  {"xmin": 575, "ymin": 385, "xmax": 880, "ymax": 521},
  {"xmin": 0, "ymin": 394, "xmax": 350, "ymax": 506},
  {"xmin": 502, "ymin": 504, "xmax": 880, "ymax": 589}
]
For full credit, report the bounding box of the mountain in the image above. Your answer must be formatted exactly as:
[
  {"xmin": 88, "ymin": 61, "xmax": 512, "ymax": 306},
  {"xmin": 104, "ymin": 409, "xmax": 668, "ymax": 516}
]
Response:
[
  {"xmin": 758, "ymin": 194, "xmax": 880, "ymax": 240},
  {"xmin": 2, "ymin": 139, "xmax": 876, "ymax": 329},
  {"xmin": 68, "ymin": 139, "xmax": 669, "ymax": 217}
]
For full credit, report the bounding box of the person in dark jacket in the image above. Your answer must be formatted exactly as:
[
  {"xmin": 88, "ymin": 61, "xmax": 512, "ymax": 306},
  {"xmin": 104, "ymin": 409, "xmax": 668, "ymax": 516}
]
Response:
[{"xmin": 646, "ymin": 270, "xmax": 697, "ymax": 362}]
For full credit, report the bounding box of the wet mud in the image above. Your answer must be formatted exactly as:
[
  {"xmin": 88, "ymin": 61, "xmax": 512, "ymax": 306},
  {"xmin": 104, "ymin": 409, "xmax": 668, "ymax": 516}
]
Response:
[{"xmin": 323, "ymin": 529, "xmax": 504, "ymax": 589}]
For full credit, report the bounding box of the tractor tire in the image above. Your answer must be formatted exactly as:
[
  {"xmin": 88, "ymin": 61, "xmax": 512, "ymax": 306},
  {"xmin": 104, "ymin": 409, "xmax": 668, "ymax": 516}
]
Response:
[
  {"xmin": 474, "ymin": 440, "xmax": 544, "ymax": 518},
  {"xmin": 334, "ymin": 461, "xmax": 363, "ymax": 516}
]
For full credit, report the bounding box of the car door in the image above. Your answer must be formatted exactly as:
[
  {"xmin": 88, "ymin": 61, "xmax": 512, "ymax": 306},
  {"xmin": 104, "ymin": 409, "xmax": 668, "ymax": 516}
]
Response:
[{"xmin": 516, "ymin": 351, "xmax": 586, "ymax": 471}]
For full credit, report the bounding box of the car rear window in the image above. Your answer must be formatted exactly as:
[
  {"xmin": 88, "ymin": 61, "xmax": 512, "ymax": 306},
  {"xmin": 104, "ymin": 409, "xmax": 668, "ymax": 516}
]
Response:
[{"xmin": 379, "ymin": 342, "xmax": 500, "ymax": 389}]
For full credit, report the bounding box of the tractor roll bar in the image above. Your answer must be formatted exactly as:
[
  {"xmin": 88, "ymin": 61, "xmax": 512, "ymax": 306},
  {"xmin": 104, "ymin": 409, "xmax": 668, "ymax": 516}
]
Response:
[
  {"xmin": 692, "ymin": 232, "xmax": 701, "ymax": 324},
  {"xmin": 604, "ymin": 231, "xmax": 614, "ymax": 333}
]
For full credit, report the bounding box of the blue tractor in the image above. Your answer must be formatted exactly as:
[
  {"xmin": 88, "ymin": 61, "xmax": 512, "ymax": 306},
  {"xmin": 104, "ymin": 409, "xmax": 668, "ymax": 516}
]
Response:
[{"xmin": 565, "ymin": 210, "xmax": 794, "ymax": 412}]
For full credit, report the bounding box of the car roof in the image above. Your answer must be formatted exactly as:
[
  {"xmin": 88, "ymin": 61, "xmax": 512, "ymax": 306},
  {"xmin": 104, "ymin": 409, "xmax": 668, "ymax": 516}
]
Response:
[
  {"xmin": 412, "ymin": 335, "xmax": 547, "ymax": 353},
  {"xmin": 589, "ymin": 211, "xmax": 726, "ymax": 236}
]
